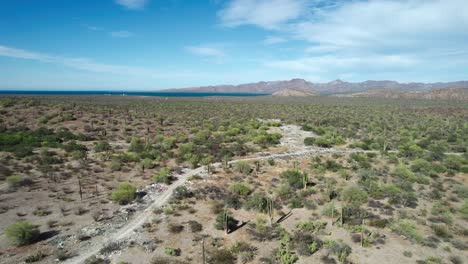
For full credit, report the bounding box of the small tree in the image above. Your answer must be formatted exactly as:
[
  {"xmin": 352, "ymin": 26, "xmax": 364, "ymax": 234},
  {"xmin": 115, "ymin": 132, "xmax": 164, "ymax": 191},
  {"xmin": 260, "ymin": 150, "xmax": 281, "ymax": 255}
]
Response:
[
  {"xmin": 230, "ymin": 182, "xmax": 251, "ymax": 196},
  {"xmin": 234, "ymin": 161, "xmax": 250, "ymax": 174},
  {"xmin": 214, "ymin": 209, "xmax": 239, "ymax": 234},
  {"xmin": 340, "ymin": 185, "xmax": 368, "ymax": 207},
  {"xmin": 153, "ymin": 168, "xmax": 170, "ymax": 184},
  {"xmin": 5, "ymin": 221, "xmax": 40, "ymax": 246},
  {"xmin": 140, "ymin": 158, "xmax": 154, "ymax": 172},
  {"xmin": 111, "ymin": 183, "xmax": 137, "ymax": 205}
]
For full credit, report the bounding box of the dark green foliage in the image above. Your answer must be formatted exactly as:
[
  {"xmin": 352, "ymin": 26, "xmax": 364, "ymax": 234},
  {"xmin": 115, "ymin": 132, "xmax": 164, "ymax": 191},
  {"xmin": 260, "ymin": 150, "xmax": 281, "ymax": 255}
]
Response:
[
  {"xmin": 350, "ymin": 153, "xmax": 371, "ymax": 168},
  {"xmin": 153, "ymin": 168, "xmax": 170, "ymax": 184},
  {"xmin": 275, "ymin": 234, "xmax": 298, "ymax": 264},
  {"xmin": 443, "ymin": 155, "xmax": 466, "ymax": 172},
  {"xmin": 340, "ymin": 185, "xmax": 368, "ymax": 207},
  {"xmin": 111, "ymin": 183, "xmax": 137, "ymax": 205},
  {"xmin": 230, "ymin": 182, "xmax": 251, "ymax": 196},
  {"xmin": 0, "ymin": 126, "xmax": 79, "ymax": 157},
  {"xmin": 280, "ymin": 170, "xmax": 307, "ymax": 190},
  {"xmin": 94, "ymin": 141, "xmax": 111, "ymax": 152},
  {"xmin": 460, "ymin": 199, "xmax": 468, "ymax": 219},
  {"xmin": 244, "ymin": 193, "xmax": 268, "ymax": 213},
  {"xmin": 167, "ymin": 223, "xmax": 184, "ymax": 233},
  {"xmin": 188, "ymin": 220, "xmax": 203, "ymax": 232},
  {"xmin": 324, "ymin": 240, "xmax": 352, "ymax": 263},
  {"xmin": 288, "ymin": 198, "xmax": 303, "ymax": 209},
  {"xmin": 454, "ymin": 185, "xmax": 468, "ymax": 199},
  {"xmin": 234, "ymin": 161, "xmax": 251, "ymax": 174},
  {"xmin": 173, "ymin": 186, "xmax": 192, "ymax": 200},
  {"xmin": 389, "ymin": 219, "xmax": 423, "ymax": 243},
  {"xmin": 207, "ymin": 249, "xmax": 237, "ymax": 264},
  {"xmin": 304, "ymin": 137, "xmax": 315, "ymax": 146},
  {"xmin": 224, "ymin": 194, "xmax": 242, "ymax": 209},
  {"xmin": 24, "ymin": 251, "xmax": 47, "ymax": 263},
  {"xmin": 84, "ymin": 256, "xmax": 110, "ymax": 264},
  {"xmin": 431, "ymin": 224, "xmax": 452, "ymax": 239},
  {"xmin": 214, "ymin": 211, "xmax": 239, "ymax": 231},
  {"xmin": 291, "ymin": 231, "xmax": 322, "ymax": 256},
  {"xmin": 164, "ymin": 247, "xmax": 180, "ymax": 256},
  {"xmin": 368, "ymin": 218, "xmax": 388, "ymax": 228},
  {"xmin": 62, "ymin": 141, "xmax": 87, "ymax": 153},
  {"xmin": 5, "ymin": 221, "xmax": 40, "ymax": 246},
  {"xmin": 296, "ymin": 221, "xmax": 327, "ymax": 233}
]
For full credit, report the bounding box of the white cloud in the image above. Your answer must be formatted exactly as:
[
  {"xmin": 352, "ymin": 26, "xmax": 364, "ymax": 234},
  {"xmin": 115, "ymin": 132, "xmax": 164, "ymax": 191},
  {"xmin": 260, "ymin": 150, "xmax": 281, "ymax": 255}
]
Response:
[
  {"xmin": 218, "ymin": 0, "xmax": 306, "ymax": 29},
  {"xmin": 263, "ymin": 36, "xmax": 287, "ymax": 45},
  {"xmin": 185, "ymin": 46, "xmax": 225, "ymax": 58},
  {"xmin": 217, "ymin": 0, "xmax": 468, "ymax": 80},
  {"xmin": 0, "ymin": 45, "xmax": 160, "ymax": 77},
  {"xmin": 292, "ymin": 0, "xmax": 468, "ymax": 53},
  {"xmin": 266, "ymin": 53, "xmax": 419, "ymax": 74},
  {"xmin": 110, "ymin": 31, "xmax": 133, "ymax": 38},
  {"xmin": 82, "ymin": 24, "xmax": 102, "ymax": 31},
  {"xmin": 115, "ymin": 0, "xmax": 148, "ymax": 10}
]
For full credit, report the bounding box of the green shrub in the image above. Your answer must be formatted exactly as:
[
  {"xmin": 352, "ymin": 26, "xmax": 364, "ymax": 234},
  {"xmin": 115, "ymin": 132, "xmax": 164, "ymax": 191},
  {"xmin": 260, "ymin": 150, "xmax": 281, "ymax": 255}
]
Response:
[
  {"xmin": 234, "ymin": 161, "xmax": 250, "ymax": 174},
  {"xmin": 410, "ymin": 158, "xmax": 431, "ymax": 173},
  {"xmin": 214, "ymin": 211, "xmax": 239, "ymax": 232},
  {"xmin": 393, "ymin": 164, "xmax": 417, "ymax": 182},
  {"xmin": 167, "ymin": 223, "xmax": 184, "ymax": 233},
  {"xmin": 443, "ymin": 155, "xmax": 465, "ymax": 171},
  {"xmin": 275, "ymin": 234, "xmax": 298, "ymax": 264},
  {"xmin": 94, "ymin": 141, "xmax": 111, "ymax": 152},
  {"xmin": 153, "ymin": 168, "xmax": 170, "ymax": 184},
  {"xmin": 139, "ymin": 158, "xmax": 154, "ymax": 171},
  {"xmin": 188, "ymin": 220, "xmax": 203, "ymax": 232},
  {"xmin": 296, "ymin": 221, "xmax": 327, "ymax": 233},
  {"xmin": 324, "ymin": 240, "xmax": 351, "ymax": 263},
  {"xmin": 389, "ymin": 219, "xmax": 423, "ymax": 243},
  {"xmin": 368, "ymin": 218, "xmax": 388, "ymax": 228},
  {"xmin": 230, "ymin": 182, "xmax": 251, "ymax": 196},
  {"xmin": 24, "ymin": 251, "xmax": 47, "ymax": 263},
  {"xmin": 459, "ymin": 199, "xmax": 468, "ymax": 219},
  {"xmin": 173, "ymin": 186, "xmax": 191, "ymax": 200},
  {"xmin": 244, "ymin": 193, "xmax": 268, "ymax": 213},
  {"xmin": 340, "ymin": 185, "xmax": 368, "ymax": 207},
  {"xmin": 111, "ymin": 183, "xmax": 136, "ymax": 205},
  {"xmin": 454, "ymin": 185, "xmax": 468, "ymax": 199},
  {"xmin": 5, "ymin": 221, "xmax": 40, "ymax": 246},
  {"xmin": 321, "ymin": 202, "xmax": 337, "ymax": 217},
  {"xmin": 431, "ymin": 224, "xmax": 452, "ymax": 239},
  {"xmin": 280, "ymin": 170, "xmax": 307, "ymax": 190},
  {"xmin": 6, "ymin": 175, "xmax": 22, "ymax": 189},
  {"xmin": 164, "ymin": 247, "xmax": 180, "ymax": 256},
  {"xmin": 110, "ymin": 159, "xmax": 122, "ymax": 171},
  {"xmin": 207, "ymin": 249, "xmax": 236, "ymax": 264},
  {"xmin": 288, "ymin": 198, "xmax": 303, "ymax": 209},
  {"xmin": 304, "ymin": 137, "xmax": 315, "ymax": 146}
]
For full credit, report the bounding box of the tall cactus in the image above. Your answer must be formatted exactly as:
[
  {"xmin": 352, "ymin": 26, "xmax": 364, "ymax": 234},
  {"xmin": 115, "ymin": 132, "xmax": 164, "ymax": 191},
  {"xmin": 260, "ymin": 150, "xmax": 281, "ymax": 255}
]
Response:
[
  {"xmin": 201, "ymin": 238, "xmax": 205, "ymax": 264},
  {"xmin": 78, "ymin": 179, "xmax": 83, "ymax": 202},
  {"xmin": 223, "ymin": 208, "xmax": 229, "ymax": 234},
  {"xmin": 302, "ymin": 172, "xmax": 308, "ymax": 191},
  {"xmin": 267, "ymin": 196, "xmax": 274, "ymax": 227}
]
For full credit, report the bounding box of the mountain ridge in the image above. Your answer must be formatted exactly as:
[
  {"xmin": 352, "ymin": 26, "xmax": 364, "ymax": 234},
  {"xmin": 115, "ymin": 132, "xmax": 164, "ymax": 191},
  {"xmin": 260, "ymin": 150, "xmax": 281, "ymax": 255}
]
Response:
[
  {"xmin": 163, "ymin": 79, "xmax": 468, "ymax": 95},
  {"xmin": 333, "ymin": 87, "xmax": 468, "ymax": 100}
]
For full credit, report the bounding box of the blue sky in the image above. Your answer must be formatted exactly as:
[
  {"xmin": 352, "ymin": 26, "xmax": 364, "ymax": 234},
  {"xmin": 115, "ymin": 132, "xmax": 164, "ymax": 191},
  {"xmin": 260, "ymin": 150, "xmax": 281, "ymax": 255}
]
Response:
[{"xmin": 0, "ymin": 0, "xmax": 467, "ymax": 90}]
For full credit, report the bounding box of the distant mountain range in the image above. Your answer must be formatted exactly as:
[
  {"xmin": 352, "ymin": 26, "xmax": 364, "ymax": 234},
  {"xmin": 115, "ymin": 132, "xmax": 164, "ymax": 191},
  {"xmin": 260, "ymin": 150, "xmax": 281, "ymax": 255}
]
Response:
[
  {"xmin": 333, "ymin": 87, "xmax": 468, "ymax": 100},
  {"xmin": 272, "ymin": 88, "xmax": 319, "ymax": 97},
  {"xmin": 164, "ymin": 79, "xmax": 468, "ymax": 96}
]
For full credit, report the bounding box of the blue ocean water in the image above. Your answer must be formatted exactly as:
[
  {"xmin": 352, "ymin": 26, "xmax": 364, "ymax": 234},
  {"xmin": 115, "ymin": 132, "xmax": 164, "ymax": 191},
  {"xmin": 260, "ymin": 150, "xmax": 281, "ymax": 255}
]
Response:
[{"xmin": 0, "ymin": 91, "xmax": 270, "ymax": 97}]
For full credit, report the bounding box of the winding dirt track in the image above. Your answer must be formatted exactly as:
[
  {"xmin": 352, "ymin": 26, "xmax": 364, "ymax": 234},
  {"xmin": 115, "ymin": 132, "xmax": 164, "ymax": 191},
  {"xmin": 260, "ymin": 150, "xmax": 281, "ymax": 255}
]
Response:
[{"xmin": 62, "ymin": 125, "xmax": 413, "ymax": 263}]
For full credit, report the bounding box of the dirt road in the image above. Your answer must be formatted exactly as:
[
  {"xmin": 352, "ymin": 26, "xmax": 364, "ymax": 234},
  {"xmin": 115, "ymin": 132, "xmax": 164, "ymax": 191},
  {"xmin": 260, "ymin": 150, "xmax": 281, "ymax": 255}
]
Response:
[{"xmin": 62, "ymin": 124, "xmax": 389, "ymax": 263}]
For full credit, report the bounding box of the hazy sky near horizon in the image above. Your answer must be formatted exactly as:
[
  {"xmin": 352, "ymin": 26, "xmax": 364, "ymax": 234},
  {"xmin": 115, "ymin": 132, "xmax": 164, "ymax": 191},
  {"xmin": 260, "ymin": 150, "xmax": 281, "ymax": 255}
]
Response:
[{"xmin": 0, "ymin": 0, "xmax": 467, "ymax": 90}]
